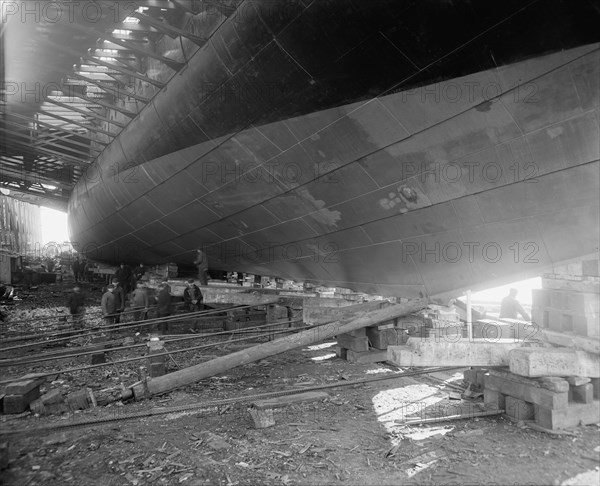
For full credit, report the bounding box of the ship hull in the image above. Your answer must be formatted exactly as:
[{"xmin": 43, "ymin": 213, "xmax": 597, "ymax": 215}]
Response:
[{"xmin": 67, "ymin": 2, "xmax": 600, "ymax": 298}]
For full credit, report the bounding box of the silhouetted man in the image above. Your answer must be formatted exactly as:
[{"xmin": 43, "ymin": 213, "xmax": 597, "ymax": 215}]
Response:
[{"xmin": 499, "ymin": 288, "xmax": 530, "ymax": 321}]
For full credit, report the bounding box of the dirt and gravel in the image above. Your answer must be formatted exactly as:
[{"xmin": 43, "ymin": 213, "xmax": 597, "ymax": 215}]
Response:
[{"xmin": 1, "ymin": 282, "xmax": 599, "ymax": 486}]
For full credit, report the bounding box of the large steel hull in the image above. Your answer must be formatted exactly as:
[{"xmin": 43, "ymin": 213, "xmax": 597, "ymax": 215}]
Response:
[{"xmin": 68, "ymin": 1, "xmax": 600, "ymax": 299}]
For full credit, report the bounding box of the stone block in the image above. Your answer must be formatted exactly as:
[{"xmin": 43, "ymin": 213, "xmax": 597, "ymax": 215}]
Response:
[
  {"xmin": 337, "ymin": 334, "xmax": 369, "ymax": 352},
  {"xmin": 3, "ymin": 387, "xmax": 41, "ymax": 414},
  {"xmin": 5, "ymin": 379, "xmax": 41, "ymax": 396},
  {"xmin": 335, "ymin": 346, "xmax": 347, "ymax": 360},
  {"xmin": 485, "ymin": 373, "xmax": 568, "ymax": 410},
  {"xmin": 347, "ymin": 349, "xmax": 388, "ymax": 364},
  {"xmin": 509, "ymin": 347, "xmax": 600, "ymax": 378},
  {"xmin": 569, "ymin": 383, "xmax": 594, "ymax": 404},
  {"xmin": 535, "ymin": 400, "xmax": 600, "ymax": 430},
  {"xmin": 505, "ymin": 396, "xmax": 535, "ymax": 422}
]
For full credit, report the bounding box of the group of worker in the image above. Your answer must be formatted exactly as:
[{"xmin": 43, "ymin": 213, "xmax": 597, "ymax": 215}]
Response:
[
  {"xmin": 67, "ymin": 249, "xmax": 209, "ymax": 333},
  {"xmin": 71, "ymin": 258, "xmax": 94, "ymax": 283}
]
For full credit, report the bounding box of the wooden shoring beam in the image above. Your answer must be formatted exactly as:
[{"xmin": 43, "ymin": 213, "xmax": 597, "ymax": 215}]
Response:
[{"xmin": 129, "ymin": 298, "xmax": 429, "ymax": 399}]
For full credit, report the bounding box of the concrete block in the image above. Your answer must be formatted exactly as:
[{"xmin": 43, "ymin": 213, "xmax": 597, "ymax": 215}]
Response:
[
  {"xmin": 509, "ymin": 347, "xmax": 600, "ymax": 378},
  {"xmin": 591, "ymin": 378, "xmax": 600, "ymax": 399},
  {"xmin": 335, "ymin": 346, "xmax": 347, "ymax": 360},
  {"xmin": 5, "ymin": 379, "xmax": 41, "ymax": 396},
  {"xmin": 3, "ymin": 387, "xmax": 41, "ymax": 414},
  {"xmin": 346, "ymin": 349, "xmax": 388, "ymax": 364},
  {"xmin": 505, "ymin": 396, "xmax": 535, "ymax": 422},
  {"xmin": 388, "ymin": 338, "xmax": 540, "ymax": 368},
  {"xmin": 535, "ymin": 400, "xmax": 600, "ymax": 430},
  {"xmin": 337, "ymin": 334, "xmax": 369, "ymax": 352},
  {"xmin": 569, "ymin": 383, "xmax": 594, "ymax": 404},
  {"xmin": 485, "ymin": 373, "xmax": 568, "ymax": 410}
]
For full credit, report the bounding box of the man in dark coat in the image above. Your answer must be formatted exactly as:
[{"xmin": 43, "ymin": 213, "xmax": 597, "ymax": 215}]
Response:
[
  {"xmin": 115, "ymin": 263, "xmax": 133, "ymax": 295},
  {"xmin": 499, "ymin": 288, "xmax": 531, "ymax": 321},
  {"xmin": 111, "ymin": 278, "xmax": 126, "ymax": 323},
  {"xmin": 101, "ymin": 284, "xmax": 118, "ymax": 325},
  {"xmin": 66, "ymin": 286, "xmax": 85, "ymax": 328},
  {"xmin": 133, "ymin": 263, "xmax": 147, "ymax": 283},
  {"xmin": 155, "ymin": 283, "xmax": 173, "ymax": 334},
  {"xmin": 183, "ymin": 279, "xmax": 203, "ymax": 312}
]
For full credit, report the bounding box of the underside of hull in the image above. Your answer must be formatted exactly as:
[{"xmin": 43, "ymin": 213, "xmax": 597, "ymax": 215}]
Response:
[{"xmin": 66, "ymin": 1, "xmax": 600, "ymax": 299}]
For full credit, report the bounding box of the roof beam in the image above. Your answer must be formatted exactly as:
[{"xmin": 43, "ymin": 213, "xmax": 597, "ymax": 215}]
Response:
[
  {"xmin": 82, "ymin": 54, "xmax": 165, "ymax": 87},
  {"xmin": 37, "ymin": 110, "xmax": 118, "ymax": 137},
  {"xmin": 95, "ymin": 36, "xmax": 184, "ymax": 71},
  {"xmin": 1, "ymin": 138, "xmax": 91, "ymax": 167},
  {"xmin": 44, "ymin": 98, "xmax": 127, "ymax": 129},
  {"xmin": 131, "ymin": 11, "xmax": 206, "ymax": 44},
  {"xmin": 68, "ymin": 72, "xmax": 150, "ymax": 104}
]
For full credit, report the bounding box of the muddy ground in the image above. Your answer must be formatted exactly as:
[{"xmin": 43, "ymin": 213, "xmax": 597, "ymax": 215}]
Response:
[{"xmin": 1, "ymin": 282, "xmax": 599, "ymax": 486}]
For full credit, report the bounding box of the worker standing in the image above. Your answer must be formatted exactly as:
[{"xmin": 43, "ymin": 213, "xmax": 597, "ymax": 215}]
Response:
[
  {"xmin": 101, "ymin": 284, "xmax": 118, "ymax": 325},
  {"xmin": 499, "ymin": 288, "xmax": 531, "ymax": 321}
]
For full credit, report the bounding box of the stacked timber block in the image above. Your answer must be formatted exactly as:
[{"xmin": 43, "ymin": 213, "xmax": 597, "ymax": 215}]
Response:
[
  {"xmin": 29, "ymin": 388, "xmax": 68, "ymax": 415},
  {"xmin": 147, "ymin": 339, "xmax": 167, "ymax": 377},
  {"xmin": 2, "ymin": 376, "xmax": 44, "ymax": 414},
  {"xmin": 249, "ymin": 391, "xmax": 329, "ymax": 428},
  {"xmin": 336, "ymin": 319, "xmax": 408, "ymax": 364},
  {"xmin": 532, "ymin": 259, "xmax": 599, "ymax": 342},
  {"xmin": 483, "ymin": 370, "xmax": 600, "ymax": 430}
]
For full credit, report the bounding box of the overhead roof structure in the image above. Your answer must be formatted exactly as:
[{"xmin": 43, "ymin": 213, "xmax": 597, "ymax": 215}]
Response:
[{"xmin": 1, "ymin": 0, "xmax": 229, "ymax": 210}]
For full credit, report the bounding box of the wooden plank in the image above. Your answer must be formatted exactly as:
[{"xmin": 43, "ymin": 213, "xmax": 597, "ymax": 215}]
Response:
[
  {"xmin": 484, "ymin": 374, "xmax": 568, "ymax": 410},
  {"xmin": 253, "ymin": 391, "xmax": 329, "ymax": 410}
]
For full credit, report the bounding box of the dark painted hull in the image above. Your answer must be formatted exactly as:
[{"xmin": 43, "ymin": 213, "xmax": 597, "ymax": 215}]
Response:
[{"xmin": 68, "ymin": 1, "xmax": 600, "ymax": 299}]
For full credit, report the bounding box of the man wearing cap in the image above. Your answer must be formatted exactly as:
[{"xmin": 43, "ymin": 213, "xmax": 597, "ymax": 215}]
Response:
[
  {"xmin": 183, "ymin": 279, "xmax": 203, "ymax": 312},
  {"xmin": 193, "ymin": 249, "xmax": 209, "ymax": 286},
  {"xmin": 101, "ymin": 284, "xmax": 118, "ymax": 325}
]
